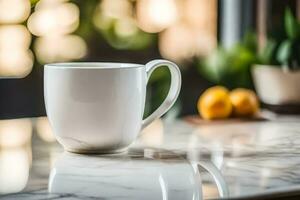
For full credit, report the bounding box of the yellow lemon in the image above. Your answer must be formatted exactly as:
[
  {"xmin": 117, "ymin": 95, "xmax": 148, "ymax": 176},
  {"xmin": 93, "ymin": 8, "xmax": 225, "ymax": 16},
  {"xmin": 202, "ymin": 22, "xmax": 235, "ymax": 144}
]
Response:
[
  {"xmin": 197, "ymin": 86, "xmax": 232, "ymax": 120},
  {"xmin": 229, "ymin": 88, "xmax": 259, "ymax": 117}
]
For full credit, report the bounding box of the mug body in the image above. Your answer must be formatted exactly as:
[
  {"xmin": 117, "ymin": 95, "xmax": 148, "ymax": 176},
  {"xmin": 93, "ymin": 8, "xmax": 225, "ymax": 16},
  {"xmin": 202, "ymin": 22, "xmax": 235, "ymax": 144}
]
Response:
[{"xmin": 44, "ymin": 63, "xmax": 146, "ymax": 153}]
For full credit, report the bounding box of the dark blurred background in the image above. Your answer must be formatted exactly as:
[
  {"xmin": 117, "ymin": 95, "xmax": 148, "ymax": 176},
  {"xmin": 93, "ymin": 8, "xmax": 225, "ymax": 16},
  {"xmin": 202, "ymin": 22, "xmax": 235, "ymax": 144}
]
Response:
[{"xmin": 0, "ymin": 0, "xmax": 297, "ymax": 119}]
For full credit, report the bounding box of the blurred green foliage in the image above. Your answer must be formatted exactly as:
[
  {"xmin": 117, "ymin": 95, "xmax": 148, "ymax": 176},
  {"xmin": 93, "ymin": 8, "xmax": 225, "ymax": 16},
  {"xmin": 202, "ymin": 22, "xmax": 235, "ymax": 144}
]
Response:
[
  {"xmin": 30, "ymin": 0, "xmax": 39, "ymax": 5},
  {"xmin": 198, "ymin": 33, "xmax": 258, "ymax": 89},
  {"xmin": 259, "ymin": 8, "xmax": 300, "ymax": 70},
  {"xmin": 144, "ymin": 66, "xmax": 171, "ymax": 118},
  {"xmin": 92, "ymin": 0, "xmax": 155, "ymax": 50},
  {"xmin": 99, "ymin": 23, "xmax": 154, "ymax": 50}
]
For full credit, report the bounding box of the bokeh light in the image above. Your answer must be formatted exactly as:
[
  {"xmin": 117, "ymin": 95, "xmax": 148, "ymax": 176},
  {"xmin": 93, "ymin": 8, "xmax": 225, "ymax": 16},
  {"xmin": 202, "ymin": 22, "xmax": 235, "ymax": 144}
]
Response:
[
  {"xmin": 158, "ymin": 0, "xmax": 217, "ymax": 61},
  {"xmin": 0, "ymin": 25, "xmax": 33, "ymax": 77},
  {"xmin": 137, "ymin": 0, "xmax": 178, "ymax": 33},
  {"xmin": 93, "ymin": 0, "xmax": 153, "ymax": 50},
  {"xmin": 183, "ymin": 0, "xmax": 216, "ymax": 28},
  {"xmin": 100, "ymin": 0, "xmax": 132, "ymax": 19},
  {"xmin": 34, "ymin": 0, "xmax": 69, "ymax": 10},
  {"xmin": 0, "ymin": 49, "xmax": 33, "ymax": 77},
  {"xmin": 0, "ymin": 118, "xmax": 32, "ymax": 148},
  {"xmin": 114, "ymin": 18, "xmax": 139, "ymax": 38},
  {"xmin": 0, "ymin": 147, "xmax": 31, "ymax": 194},
  {"xmin": 27, "ymin": 2, "xmax": 79, "ymax": 37},
  {"xmin": 35, "ymin": 117, "xmax": 56, "ymax": 142},
  {"xmin": 93, "ymin": 0, "xmax": 133, "ymax": 32},
  {"xmin": 27, "ymin": 0, "xmax": 86, "ymax": 63},
  {"xmin": 34, "ymin": 35, "xmax": 87, "ymax": 63},
  {"xmin": 0, "ymin": 0, "xmax": 31, "ymax": 24},
  {"xmin": 183, "ymin": 0, "xmax": 218, "ymax": 56},
  {"xmin": 159, "ymin": 23, "xmax": 195, "ymax": 62},
  {"xmin": 0, "ymin": 25, "xmax": 31, "ymax": 50}
]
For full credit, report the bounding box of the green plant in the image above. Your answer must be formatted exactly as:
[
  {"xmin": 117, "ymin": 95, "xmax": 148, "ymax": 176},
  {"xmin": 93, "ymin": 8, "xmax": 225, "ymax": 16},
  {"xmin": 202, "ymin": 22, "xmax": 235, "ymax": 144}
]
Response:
[
  {"xmin": 260, "ymin": 8, "xmax": 300, "ymax": 70},
  {"xmin": 198, "ymin": 33, "xmax": 258, "ymax": 89}
]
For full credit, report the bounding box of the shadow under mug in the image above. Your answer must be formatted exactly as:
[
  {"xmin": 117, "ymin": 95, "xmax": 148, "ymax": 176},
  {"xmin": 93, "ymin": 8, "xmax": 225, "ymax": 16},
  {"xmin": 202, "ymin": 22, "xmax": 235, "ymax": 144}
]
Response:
[
  {"xmin": 44, "ymin": 60, "xmax": 181, "ymax": 153},
  {"xmin": 48, "ymin": 152, "xmax": 229, "ymax": 199}
]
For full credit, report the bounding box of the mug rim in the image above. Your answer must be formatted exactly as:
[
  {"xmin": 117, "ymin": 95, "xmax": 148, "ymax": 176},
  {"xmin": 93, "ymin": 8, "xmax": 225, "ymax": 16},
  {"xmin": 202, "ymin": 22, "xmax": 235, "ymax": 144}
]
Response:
[{"xmin": 45, "ymin": 62, "xmax": 144, "ymax": 69}]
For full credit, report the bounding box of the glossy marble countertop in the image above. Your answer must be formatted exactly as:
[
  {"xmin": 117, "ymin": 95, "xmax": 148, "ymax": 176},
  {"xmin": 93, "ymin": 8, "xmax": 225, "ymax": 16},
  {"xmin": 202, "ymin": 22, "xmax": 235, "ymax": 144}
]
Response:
[{"xmin": 1, "ymin": 112, "xmax": 300, "ymax": 199}]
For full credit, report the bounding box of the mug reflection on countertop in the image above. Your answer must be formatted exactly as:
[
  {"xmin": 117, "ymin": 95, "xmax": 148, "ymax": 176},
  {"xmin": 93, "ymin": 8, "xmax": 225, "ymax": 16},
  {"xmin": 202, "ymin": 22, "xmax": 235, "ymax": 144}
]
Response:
[{"xmin": 48, "ymin": 149, "xmax": 228, "ymax": 200}]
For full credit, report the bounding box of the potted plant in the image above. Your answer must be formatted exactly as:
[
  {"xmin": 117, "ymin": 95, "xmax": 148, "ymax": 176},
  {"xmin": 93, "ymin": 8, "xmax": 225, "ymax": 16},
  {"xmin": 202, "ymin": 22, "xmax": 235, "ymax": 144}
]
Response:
[
  {"xmin": 198, "ymin": 33, "xmax": 257, "ymax": 89},
  {"xmin": 252, "ymin": 8, "xmax": 300, "ymax": 105}
]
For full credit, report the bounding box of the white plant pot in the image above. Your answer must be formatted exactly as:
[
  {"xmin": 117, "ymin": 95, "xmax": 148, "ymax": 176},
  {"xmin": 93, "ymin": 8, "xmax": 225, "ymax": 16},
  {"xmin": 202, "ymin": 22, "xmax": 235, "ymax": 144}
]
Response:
[{"xmin": 252, "ymin": 64, "xmax": 300, "ymax": 105}]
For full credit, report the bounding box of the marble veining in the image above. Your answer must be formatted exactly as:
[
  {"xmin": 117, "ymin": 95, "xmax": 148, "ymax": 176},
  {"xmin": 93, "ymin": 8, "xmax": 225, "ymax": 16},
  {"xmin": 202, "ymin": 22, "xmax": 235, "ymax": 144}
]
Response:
[{"xmin": 1, "ymin": 115, "xmax": 300, "ymax": 199}]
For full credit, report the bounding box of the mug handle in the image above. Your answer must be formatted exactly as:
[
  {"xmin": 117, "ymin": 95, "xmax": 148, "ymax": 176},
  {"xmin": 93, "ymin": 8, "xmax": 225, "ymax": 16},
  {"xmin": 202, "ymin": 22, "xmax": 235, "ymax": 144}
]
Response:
[
  {"xmin": 192, "ymin": 161, "xmax": 229, "ymax": 198},
  {"xmin": 141, "ymin": 59, "xmax": 181, "ymax": 130}
]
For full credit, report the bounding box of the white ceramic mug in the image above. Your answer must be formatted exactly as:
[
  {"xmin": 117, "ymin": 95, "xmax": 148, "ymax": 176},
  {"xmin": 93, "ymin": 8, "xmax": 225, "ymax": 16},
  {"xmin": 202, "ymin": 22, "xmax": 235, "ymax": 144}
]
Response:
[{"xmin": 44, "ymin": 60, "xmax": 181, "ymax": 153}]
